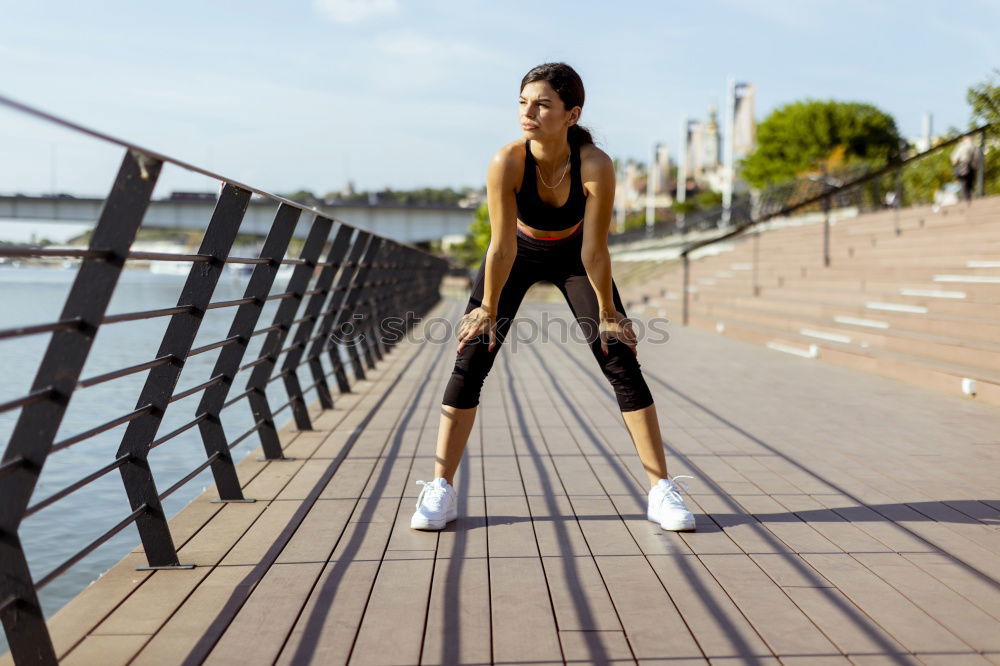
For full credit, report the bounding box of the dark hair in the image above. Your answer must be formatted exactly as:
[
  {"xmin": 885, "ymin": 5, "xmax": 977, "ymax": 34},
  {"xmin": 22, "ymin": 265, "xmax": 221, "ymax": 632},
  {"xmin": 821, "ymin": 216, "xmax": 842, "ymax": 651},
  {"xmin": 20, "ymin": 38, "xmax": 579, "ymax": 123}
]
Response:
[{"xmin": 520, "ymin": 62, "xmax": 595, "ymax": 146}]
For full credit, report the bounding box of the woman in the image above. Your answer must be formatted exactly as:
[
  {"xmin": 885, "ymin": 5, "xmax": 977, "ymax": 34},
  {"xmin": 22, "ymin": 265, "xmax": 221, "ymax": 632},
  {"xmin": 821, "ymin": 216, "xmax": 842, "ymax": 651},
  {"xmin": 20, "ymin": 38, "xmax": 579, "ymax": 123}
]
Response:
[{"xmin": 411, "ymin": 63, "xmax": 695, "ymax": 532}]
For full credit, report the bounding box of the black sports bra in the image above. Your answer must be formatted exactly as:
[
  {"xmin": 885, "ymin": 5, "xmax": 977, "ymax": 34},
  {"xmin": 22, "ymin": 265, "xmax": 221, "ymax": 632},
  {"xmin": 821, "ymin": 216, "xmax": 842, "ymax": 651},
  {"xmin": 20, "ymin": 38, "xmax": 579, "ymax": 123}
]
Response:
[{"xmin": 515, "ymin": 139, "xmax": 587, "ymax": 232}]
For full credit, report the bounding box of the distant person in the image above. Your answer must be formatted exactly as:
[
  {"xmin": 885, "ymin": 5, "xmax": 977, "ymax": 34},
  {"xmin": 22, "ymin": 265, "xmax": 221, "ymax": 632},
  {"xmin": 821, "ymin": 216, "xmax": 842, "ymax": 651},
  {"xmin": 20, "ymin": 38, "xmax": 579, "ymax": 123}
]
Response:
[
  {"xmin": 951, "ymin": 135, "xmax": 981, "ymax": 203},
  {"xmin": 410, "ymin": 62, "xmax": 696, "ymax": 533}
]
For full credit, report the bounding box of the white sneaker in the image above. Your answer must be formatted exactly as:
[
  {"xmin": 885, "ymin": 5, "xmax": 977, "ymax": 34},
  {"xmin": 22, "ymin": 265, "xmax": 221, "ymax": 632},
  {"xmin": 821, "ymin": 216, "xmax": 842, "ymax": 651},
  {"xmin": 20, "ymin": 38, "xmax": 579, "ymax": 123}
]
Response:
[
  {"xmin": 410, "ymin": 478, "xmax": 458, "ymax": 530},
  {"xmin": 648, "ymin": 476, "xmax": 696, "ymax": 531}
]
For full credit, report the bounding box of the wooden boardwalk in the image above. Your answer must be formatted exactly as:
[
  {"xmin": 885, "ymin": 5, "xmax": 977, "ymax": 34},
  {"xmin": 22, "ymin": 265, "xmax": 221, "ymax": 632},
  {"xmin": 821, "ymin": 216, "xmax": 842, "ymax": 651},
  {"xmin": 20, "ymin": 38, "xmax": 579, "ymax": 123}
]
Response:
[{"xmin": 12, "ymin": 288, "xmax": 1000, "ymax": 665}]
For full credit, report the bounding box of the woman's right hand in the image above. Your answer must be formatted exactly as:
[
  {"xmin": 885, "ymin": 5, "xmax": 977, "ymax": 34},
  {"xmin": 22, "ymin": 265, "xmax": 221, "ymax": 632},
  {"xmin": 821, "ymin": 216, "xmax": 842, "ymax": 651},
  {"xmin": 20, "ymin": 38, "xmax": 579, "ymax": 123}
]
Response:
[{"xmin": 456, "ymin": 306, "xmax": 497, "ymax": 354}]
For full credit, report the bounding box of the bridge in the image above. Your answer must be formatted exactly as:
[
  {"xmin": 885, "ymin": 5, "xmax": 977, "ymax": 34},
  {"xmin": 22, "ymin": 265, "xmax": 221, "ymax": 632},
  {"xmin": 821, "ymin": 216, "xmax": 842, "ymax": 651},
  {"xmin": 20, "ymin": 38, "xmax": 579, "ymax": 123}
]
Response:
[
  {"xmin": 0, "ymin": 195, "xmax": 476, "ymax": 245},
  {"xmin": 2, "ymin": 93, "xmax": 999, "ymax": 665}
]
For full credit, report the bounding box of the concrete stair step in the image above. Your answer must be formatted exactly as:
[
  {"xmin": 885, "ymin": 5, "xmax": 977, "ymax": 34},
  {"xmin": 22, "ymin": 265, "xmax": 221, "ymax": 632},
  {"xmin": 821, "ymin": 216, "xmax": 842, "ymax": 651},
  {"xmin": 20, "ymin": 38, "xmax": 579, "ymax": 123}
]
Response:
[
  {"xmin": 682, "ymin": 312, "xmax": 1000, "ymax": 408},
  {"xmin": 688, "ymin": 299, "xmax": 1000, "ymax": 373}
]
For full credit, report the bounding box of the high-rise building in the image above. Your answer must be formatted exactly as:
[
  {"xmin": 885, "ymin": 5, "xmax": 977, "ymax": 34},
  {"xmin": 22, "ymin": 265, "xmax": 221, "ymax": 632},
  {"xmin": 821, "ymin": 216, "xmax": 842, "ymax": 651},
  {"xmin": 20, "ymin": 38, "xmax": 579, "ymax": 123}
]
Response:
[
  {"xmin": 732, "ymin": 83, "xmax": 757, "ymax": 161},
  {"xmin": 685, "ymin": 105, "xmax": 722, "ymax": 184}
]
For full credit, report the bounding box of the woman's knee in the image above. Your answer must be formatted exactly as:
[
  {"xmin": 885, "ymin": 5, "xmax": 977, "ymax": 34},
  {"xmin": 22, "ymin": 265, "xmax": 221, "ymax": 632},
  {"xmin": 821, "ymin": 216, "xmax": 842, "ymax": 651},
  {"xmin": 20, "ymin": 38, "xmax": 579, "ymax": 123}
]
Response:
[
  {"xmin": 442, "ymin": 339, "xmax": 501, "ymax": 408},
  {"xmin": 590, "ymin": 340, "xmax": 654, "ymax": 410}
]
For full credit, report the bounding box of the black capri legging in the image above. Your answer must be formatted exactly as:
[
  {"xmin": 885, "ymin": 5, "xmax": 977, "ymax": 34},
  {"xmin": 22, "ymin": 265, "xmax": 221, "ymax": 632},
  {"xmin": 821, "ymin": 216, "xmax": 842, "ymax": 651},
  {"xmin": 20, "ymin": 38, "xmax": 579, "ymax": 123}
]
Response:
[{"xmin": 442, "ymin": 222, "xmax": 655, "ymax": 412}]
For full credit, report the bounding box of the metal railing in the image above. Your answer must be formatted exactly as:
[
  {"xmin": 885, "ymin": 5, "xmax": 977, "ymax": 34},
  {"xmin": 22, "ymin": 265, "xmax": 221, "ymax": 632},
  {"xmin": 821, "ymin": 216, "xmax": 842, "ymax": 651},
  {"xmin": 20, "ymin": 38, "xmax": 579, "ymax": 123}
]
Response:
[
  {"xmin": 677, "ymin": 125, "xmax": 991, "ymax": 325},
  {"xmin": 0, "ymin": 95, "xmax": 448, "ymax": 664}
]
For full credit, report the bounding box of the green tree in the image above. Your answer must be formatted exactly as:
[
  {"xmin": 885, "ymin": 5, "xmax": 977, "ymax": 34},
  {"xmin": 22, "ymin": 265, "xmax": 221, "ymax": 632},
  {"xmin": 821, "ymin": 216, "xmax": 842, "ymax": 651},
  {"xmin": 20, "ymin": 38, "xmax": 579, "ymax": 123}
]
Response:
[
  {"xmin": 450, "ymin": 202, "xmax": 491, "ymax": 267},
  {"xmin": 741, "ymin": 99, "xmax": 902, "ymax": 189},
  {"xmin": 901, "ymin": 132, "xmax": 959, "ymax": 204},
  {"xmin": 284, "ymin": 190, "xmax": 319, "ymax": 206},
  {"xmin": 967, "ymin": 68, "xmax": 1000, "ymax": 196},
  {"xmin": 671, "ymin": 188, "xmax": 722, "ymax": 215}
]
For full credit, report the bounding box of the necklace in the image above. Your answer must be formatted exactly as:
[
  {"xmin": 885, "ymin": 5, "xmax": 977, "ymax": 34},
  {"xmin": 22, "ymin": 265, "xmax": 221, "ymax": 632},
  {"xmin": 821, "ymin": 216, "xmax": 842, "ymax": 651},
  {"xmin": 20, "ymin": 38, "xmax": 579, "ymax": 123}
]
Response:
[{"xmin": 535, "ymin": 152, "xmax": 571, "ymax": 189}]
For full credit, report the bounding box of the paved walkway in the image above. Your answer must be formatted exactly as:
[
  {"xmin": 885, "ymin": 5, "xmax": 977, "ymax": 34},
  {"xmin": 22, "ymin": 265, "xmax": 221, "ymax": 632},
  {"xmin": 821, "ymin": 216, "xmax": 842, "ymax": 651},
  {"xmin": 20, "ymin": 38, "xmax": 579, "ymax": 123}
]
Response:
[{"xmin": 20, "ymin": 290, "xmax": 1000, "ymax": 665}]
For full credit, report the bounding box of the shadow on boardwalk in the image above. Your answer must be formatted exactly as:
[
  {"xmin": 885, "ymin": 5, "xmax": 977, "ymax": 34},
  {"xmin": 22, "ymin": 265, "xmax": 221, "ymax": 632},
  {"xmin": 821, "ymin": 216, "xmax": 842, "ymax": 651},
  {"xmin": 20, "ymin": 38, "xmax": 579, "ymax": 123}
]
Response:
[{"xmin": 22, "ymin": 296, "xmax": 1000, "ymax": 665}]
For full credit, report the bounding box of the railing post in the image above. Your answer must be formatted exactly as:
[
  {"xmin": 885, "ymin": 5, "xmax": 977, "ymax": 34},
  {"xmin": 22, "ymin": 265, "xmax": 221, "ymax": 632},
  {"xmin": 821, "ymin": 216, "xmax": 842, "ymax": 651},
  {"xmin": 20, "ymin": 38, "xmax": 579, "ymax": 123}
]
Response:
[
  {"xmin": 196, "ymin": 203, "xmax": 301, "ymax": 490},
  {"xmin": 340, "ymin": 235, "xmax": 383, "ymax": 382},
  {"xmin": 381, "ymin": 244, "xmax": 413, "ymax": 351},
  {"xmin": 280, "ymin": 222, "xmax": 354, "ymax": 430},
  {"xmin": 977, "ymin": 130, "xmax": 986, "ymax": 198},
  {"xmin": 752, "ymin": 228, "xmax": 761, "ymax": 296},
  {"xmin": 359, "ymin": 241, "xmax": 402, "ymax": 365},
  {"xmin": 893, "ymin": 167, "xmax": 903, "ymax": 236},
  {"xmin": 311, "ymin": 229, "xmax": 367, "ymax": 396},
  {"xmin": 681, "ymin": 253, "xmax": 690, "ymax": 326},
  {"xmin": 117, "ymin": 183, "xmax": 253, "ymax": 568},
  {"xmin": 0, "ymin": 148, "xmax": 161, "ymax": 665},
  {"xmin": 246, "ymin": 215, "xmax": 332, "ymax": 459},
  {"xmin": 822, "ymin": 190, "xmax": 831, "ymax": 268},
  {"xmin": 331, "ymin": 235, "xmax": 370, "ymax": 384}
]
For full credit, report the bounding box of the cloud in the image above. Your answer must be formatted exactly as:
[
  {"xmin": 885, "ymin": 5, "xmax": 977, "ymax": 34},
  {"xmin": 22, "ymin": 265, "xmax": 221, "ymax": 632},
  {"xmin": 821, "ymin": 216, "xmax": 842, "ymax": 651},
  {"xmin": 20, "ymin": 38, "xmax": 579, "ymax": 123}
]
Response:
[
  {"xmin": 373, "ymin": 29, "xmax": 486, "ymax": 59},
  {"xmin": 373, "ymin": 30, "xmax": 501, "ymax": 68},
  {"xmin": 313, "ymin": 0, "xmax": 399, "ymax": 23}
]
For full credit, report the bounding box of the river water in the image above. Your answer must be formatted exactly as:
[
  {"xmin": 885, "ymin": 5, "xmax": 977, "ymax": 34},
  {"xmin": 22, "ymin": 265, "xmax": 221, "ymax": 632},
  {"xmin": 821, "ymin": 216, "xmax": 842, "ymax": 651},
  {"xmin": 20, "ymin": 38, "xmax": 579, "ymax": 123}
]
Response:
[{"xmin": 0, "ymin": 262, "xmax": 349, "ymax": 652}]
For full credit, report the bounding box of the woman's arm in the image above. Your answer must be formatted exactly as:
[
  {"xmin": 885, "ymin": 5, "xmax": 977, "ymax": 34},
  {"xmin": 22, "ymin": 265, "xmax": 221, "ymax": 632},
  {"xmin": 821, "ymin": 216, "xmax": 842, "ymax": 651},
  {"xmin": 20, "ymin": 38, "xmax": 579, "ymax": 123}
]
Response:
[
  {"xmin": 579, "ymin": 149, "xmax": 617, "ymax": 319},
  {"xmin": 580, "ymin": 148, "xmax": 637, "ymax": 356},
  {"xmin": 456, "ymin": 145, "xmax": 519, "ymax": 354},
  {"xmin": 481, "ymin": 146, "xmax": 519, "ymax": 315}
]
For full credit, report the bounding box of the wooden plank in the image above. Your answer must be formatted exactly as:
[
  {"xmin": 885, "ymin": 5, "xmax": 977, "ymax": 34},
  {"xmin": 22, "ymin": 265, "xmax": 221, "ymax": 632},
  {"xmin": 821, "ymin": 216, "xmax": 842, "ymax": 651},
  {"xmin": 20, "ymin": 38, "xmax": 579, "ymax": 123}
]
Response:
[
  {"xmin": 559, "ymin": 630, "xmax": 636, "ymax": 664},
  {"xmin": 781, "ymin": 586, "xmax": 914, "ymax": 665},
  {"xmin": 202, "ymin": 562, "xmax": 325, "ymax": 665},
  {"xmin": 350, "ymin": 554, "xmax": 435, "ymax": 665},
  {"xmin": 219, "ymin": 499, "xmax": 306, "ymax": 566},
  {"xmin": 350, "ymin": 493, "xmax": 440, "ymax": 664},
  {"xmin": 274, "ymin": 498, "xmax": 357, "ymax": 564},
  {"xmin": 696, "ymin": 553, "xmax": 842, "ymax": 659},
  {"xmin": 801, "ymin": 553, "xmax": 976, "ymax": 655},
  {"xmin": 853, "ymin": 552, "xmax": 1000, "ymax": 653},
  {"xmin": 61, "ymin": 634, "xmax": 149, "ymax": 666},
  {"xmin": 26, "ymin": 552, "xmax": 154, "ymax": 660},
  {"xmin": 91, "ymin": 566, "xmax": 212, "ymax": 636},
  {"xmin": 129, "ymin": 565, "xmax": 256, "ymax": 665},
  {"xmin": 489, "ymin": 555, "xmax": 563, "ymax": 665},
  {"xmin": 730, "ymin": 492, "xmax": 841, "ymax": 554},
  {"xmin": 175, "ymin": 501, "xmax": 269, "ymax": 565},
  {"xmin": 643, "ymin": 553, "xmax": 778, "ymax": 664},
  {"xmin": 688, "ymin": 491, "xmax": 783, "ymax": 555},
  {"xmin": 595, "ymin": 555, "xmax": 705, "ymax": 665},
  {"xmin": 485, "ymin": 488, "xmax": 561, "ymax": 663},
  {"xmin": 420, "ymin": 422, "xmax": 491, "ymax": 666},
  {"xmin": 272, "ymin": 559, "xmax": 381, "ymax": 665},
  {"xmin": 766, "ymin": 493, "xmax": 895, "ymax": 554},
  {"xmin": 901, "ymin": 552, "xmax": 1000, "ymax": 621}
]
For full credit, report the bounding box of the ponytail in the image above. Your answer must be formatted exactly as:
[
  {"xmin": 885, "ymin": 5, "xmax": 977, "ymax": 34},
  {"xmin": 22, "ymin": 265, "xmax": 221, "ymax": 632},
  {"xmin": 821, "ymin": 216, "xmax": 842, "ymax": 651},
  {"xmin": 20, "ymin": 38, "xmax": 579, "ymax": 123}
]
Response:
[{"xmin": 568, "ymin": 123, "xmax": 594, "ymax": 147}]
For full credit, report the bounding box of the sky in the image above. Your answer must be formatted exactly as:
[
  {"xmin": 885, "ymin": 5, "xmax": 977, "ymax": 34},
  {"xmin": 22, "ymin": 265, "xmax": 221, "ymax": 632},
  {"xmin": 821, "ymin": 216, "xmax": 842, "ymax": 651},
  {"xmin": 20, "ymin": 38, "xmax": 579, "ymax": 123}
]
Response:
[{"xmin": 0, "ymin": 0, "xmax": 997, "ymax": 200}]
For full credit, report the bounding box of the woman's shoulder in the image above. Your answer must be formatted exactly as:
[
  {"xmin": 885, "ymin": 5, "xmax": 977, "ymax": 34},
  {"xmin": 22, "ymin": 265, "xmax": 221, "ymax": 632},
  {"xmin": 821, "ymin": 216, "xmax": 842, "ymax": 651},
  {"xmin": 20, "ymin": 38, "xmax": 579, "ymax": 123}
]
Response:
[
  {"xmin": 491, "ymin": 138, "xmax": 528, "ymax": 165},
  {"xmin": 488, "ymin": 138, "xmax": 529, "ymax": 183},
  {"xmin": 579, "ymin": 142, "xmax": 611, "ymax": 165},
  {"xmin": 579, "ymin": 143, "xmax": 613, "ymax": 181}
]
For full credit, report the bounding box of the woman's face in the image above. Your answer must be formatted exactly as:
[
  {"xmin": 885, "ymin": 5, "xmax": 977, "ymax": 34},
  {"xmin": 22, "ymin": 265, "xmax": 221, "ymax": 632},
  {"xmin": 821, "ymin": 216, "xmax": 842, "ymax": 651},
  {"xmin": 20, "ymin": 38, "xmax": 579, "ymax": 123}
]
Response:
[{"xmin": 519, "ymin": 80, "xmax": 580, "ymax": 142}]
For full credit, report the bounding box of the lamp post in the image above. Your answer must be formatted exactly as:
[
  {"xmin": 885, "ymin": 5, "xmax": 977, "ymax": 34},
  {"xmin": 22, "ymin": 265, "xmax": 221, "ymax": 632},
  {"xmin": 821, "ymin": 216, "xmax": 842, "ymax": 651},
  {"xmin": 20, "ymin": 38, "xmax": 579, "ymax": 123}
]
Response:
[
  {"xmin": 646, "ymin": 142, "xmax": 659, "ymax": 235},
  {"xmin": 677, "ymin": 118, "xmax": 688, "ymax": 233}
]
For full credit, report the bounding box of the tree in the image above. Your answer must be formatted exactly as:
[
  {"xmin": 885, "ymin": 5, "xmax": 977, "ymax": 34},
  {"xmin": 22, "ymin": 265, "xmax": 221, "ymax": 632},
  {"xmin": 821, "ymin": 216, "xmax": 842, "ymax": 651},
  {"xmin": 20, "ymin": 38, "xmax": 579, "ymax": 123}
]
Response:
[
  {"xmin": 284, "ymin": 190, "xmax": 319, "ymax": 206},
  {"xmin": 966, "ymin": 68, "xmax": 1000, "ymax": 196},
  {"xmin": 741, "ymin": 99, "xmax": 902, "ymax": 189},
  {"xmin": 450, "ymin": 202, "xmax": 491, "ymax": 267},
  {"xmin": 901, "ymin": 131, "xmax": 959, "ymax": 204}
]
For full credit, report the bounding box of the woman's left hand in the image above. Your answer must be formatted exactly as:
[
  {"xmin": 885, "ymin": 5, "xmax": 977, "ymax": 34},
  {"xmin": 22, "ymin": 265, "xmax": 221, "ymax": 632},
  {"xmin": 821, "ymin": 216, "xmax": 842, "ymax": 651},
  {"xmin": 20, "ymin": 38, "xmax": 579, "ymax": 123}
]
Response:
[{"xmin": 599, "ymin": 312, "xmax": 637, "ymax": 357}]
